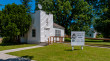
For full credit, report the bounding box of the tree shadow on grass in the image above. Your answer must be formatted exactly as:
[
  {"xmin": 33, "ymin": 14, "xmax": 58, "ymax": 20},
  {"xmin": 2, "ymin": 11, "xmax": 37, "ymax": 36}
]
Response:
[
  {"xmin": 87, "ymin": 44, "xmax": 110, "ymax": 47},
  {"xmin": 0, "ymin": 43, "xmax": 27, "ymax": 46},
  {"xmin": 21, "ymin": 55, "xmax": 34, "ymax": 60},
  {"xmin": 0, "ymin": 56, "xmax": 34, "ymax": 61},
  {"xmin": 64, "ymin": 49, "xmax": 81, "ymax": 51}
]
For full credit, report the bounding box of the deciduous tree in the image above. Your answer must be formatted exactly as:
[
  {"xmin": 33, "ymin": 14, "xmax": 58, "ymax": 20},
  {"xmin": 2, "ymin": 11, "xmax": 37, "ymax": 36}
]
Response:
[
  {"xmin": 20, "ymin": 0, "xmax": 32, "ymax": 12},
  {"xmin": 35, "ymin": 0, "xmax": 93, "ymax": 35},
  {"xmin": 0, "ymin": 3, "xmax": 32, "ymax": 43},
  {"xmin": 94, "ymin": 0, "xmax": 110, "ymax": 38}
]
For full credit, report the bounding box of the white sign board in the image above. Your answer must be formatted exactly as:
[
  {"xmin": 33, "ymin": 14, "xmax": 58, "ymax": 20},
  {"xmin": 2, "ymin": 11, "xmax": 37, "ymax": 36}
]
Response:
[{"xmin": 71, "ymin": 31, "xmax": 85, "ymax": 46}]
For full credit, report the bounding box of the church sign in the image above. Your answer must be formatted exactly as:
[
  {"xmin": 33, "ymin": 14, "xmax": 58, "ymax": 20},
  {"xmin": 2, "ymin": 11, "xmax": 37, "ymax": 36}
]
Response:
[{"xmin": 71, "ymin": 31, "xmax": 85, "ymax": 50}]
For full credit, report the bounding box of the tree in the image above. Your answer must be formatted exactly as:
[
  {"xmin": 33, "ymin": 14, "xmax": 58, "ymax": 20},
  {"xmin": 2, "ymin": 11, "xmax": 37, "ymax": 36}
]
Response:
[
  {"xmin": 36, "ymin": 0, "xmax": 72, "ymax": 35},
  {"xmin": 0, "ymin": 4, "xmax": 3, "ymax": 10},
  {"xmin": 0, "ymin": 3, "xmax": 32, "ymax": 43},
  {"xmin": 35, "ymin": 0, "xmax": 93, "ymax": 35},
  {"xmin": 0, "ymin": 11, "xmax": 2, "ymax": 35},
  {"xmin": 85, "ymin": 0, "xmax": 108, "ymax": 17},
  {"xmin": 94, "ymin": 0, "xmax": 110, "ymax": 38},
  {"xmin": 20, "ymin": 0, "xmax": 32, "ymax": 12},
  {"xmin": 69, "ymin": 0, "xmax": 93, "ymax": 35},
  {"xmin": 84, "ymin": 0, "xmax": 110, "ymax": 38}
]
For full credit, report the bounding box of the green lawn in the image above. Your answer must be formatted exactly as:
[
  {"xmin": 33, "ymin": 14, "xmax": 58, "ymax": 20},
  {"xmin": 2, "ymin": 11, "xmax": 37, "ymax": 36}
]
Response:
[
  {"xmin": 8, "ymin": 43, "xmax": 110, "ymax": 61},
  {"xmin": 85, "ymin": 39, "xmax": 103, "ymax": 42},
  {"xmin": 85, "ymin": 39, "xmax": 110, "ymax": 47},
  {"xmin": 65, "ymin": 38, "xmax": 110, "ymax": 46},
  {"xmin": 0, "ymin": 44, "xmax": 36, "ymax": 51}
]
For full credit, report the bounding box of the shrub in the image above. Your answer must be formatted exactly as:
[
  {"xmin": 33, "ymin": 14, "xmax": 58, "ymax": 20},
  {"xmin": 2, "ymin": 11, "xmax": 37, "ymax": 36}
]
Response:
[
  {"xmin": 1, "ymin": 37, "xmax": 18, "ymax": 45},
  {"xmin": 65, "ymin": 38, "xmax": 71, "ymax": 42},
  {"xmin": 2, "ymin": 37, "xmax": 11, "ymax": 43},
  {"xmin": 96, "ymin": 34, "xmax": 103, "ymax": 38}
]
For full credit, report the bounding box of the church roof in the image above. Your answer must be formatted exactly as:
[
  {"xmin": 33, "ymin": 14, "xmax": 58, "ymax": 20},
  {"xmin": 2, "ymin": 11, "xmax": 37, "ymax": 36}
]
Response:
[{"xmin": 53, "ymin": 23, "xmax": 65, "ymax": 29}]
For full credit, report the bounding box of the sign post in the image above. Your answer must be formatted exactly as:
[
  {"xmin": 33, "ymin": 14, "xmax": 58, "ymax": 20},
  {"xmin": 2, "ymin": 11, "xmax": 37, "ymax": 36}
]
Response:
[
  {"xmin": 72, "ymin": 46, "xmax": 74, "ymax": 50},
  {"xmin": 71, "ymin": 31, "xmax": 85, "ymax": 50},
  {"xmin": 81, "ymin": 46, "xmax": 83, "ymax": 50}
]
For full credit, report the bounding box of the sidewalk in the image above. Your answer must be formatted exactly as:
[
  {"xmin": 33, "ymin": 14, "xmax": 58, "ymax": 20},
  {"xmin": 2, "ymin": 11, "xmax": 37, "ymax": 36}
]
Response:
[{"xmin": 0, "ymin": 45, "xmax": 44, "ymax": 61}]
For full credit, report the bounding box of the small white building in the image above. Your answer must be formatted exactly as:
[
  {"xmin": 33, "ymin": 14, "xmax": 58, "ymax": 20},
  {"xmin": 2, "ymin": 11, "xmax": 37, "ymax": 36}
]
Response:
[
  {"xmin": 86, "ymin": 28, "xmax": 97, "ymax": 38},
  {"xmin": 20, "ymin": 10, "xmax": 65, "ymax": 44}
]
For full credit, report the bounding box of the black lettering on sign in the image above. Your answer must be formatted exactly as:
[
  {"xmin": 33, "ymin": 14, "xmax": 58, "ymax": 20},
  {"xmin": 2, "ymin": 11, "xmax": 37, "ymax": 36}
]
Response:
[
  {"xmin": 78, "ymin": 37, "xmax": 82, "ymax": 38},
  {"xmin": 72, "ymin": 40, "xmax": 75, "ymax": 42},
  {"xmin": 72, "ymin": 33, "xmax": 76, "ymax": 40}
]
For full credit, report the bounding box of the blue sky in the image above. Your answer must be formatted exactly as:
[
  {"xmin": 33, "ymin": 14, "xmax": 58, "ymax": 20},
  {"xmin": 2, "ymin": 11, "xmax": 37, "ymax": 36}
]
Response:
[{"xmin": 0, "ymin": 0, "xmax": 35, "ymax": 12}]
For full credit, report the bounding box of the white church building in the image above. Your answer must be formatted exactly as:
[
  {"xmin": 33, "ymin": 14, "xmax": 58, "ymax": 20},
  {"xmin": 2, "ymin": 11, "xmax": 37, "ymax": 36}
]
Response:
[
  {"xmin": 85, "ymin": 28, "xmax": 97, "ymax": 38},
  {"xmin": 20, "ymin": 10, "xmax": 65, "ymax": 44}
]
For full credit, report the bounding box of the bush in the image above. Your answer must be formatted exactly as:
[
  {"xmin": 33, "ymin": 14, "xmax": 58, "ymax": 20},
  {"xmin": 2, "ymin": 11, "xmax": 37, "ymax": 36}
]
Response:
[
  {"xmin": 2, "ymin": 37, "xmax": 11, "ymax": 43},
  {"xmin": 1, "ymin": 37, "xmax": 18, "ymax": 45},
  {"xmin": 96, "ymin": 34, "xmax": 103, "ymax": 38},
  {"xmin": 2, "ymin": 37, "xmax": 15, "ymax": 44},
  {"xmin": 65, "ymin": 38, "xmax": 71, "ymax": 42}
]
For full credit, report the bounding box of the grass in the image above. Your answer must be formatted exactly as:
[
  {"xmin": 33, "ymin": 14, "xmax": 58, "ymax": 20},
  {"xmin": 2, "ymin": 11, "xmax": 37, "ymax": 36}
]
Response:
[
  {"xmin": 85, "ymin": 39, "xmax": 110, "ymax": 47},
  {"xmin": 0, "ymin": 43, "xmax": 36, "ymax": 51},
  {"xmin": 65, "ymin": 38, "xmax": 110, "ymax": 47},
  {"xmin": 8, "ymin": 43, "xmax": 110, "ymax": 61}
]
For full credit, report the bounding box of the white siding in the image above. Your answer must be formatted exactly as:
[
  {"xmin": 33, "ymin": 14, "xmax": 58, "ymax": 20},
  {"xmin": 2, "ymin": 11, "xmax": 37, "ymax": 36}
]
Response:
[
  {"xmin": 40, "ymin": 10, "xmax": 54, "ymax": 42},
  {"xmin": 86, "ymin": 29, "xmax": 97, "ymax": 38},
  {"xmin": 27, "ymin": 11, "xmax": 41, "ymax": 44},
  {"xmin": 21, "ymin": 10, "xmax": 65, "ymax": 44},
  {"xmin": 53, "ymin": 28, "xmax": 65, "ymax": 41}
]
